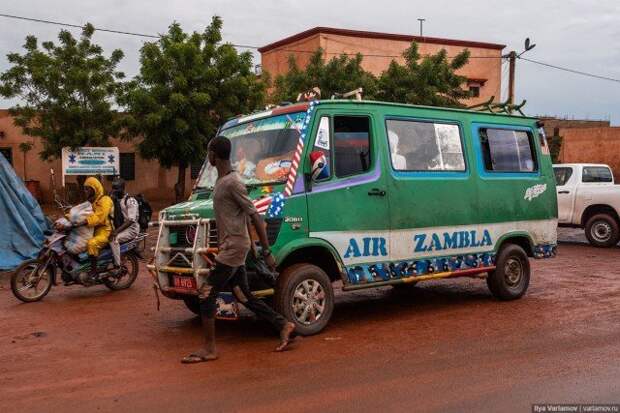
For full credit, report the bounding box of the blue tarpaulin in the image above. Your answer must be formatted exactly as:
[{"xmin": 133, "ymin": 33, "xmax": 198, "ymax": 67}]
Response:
[{"xmin": 0, "ymin": 153, "xmax": 49, "ymax": 270}]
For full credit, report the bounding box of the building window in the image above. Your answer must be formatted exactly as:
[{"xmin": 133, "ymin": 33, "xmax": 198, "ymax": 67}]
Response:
[
  {"xmin": 119, "ymin": 152, "xmax": 135, "ymax": 181},
  {"xmin": 191, "ymin": 161, "xmax": 203, "ymax": 180},
  {"xmin": 469, "ymin": 86, "xmax": 480, "ymax": 98},
  {"xmin": 386, "ymin": 119, "xmax": 465, "ymax": 171},
  {"xmin": 479, "ymin": 128, "xmax": 537, "ymax": 172},
  {"xmin": 334, "ymin": 116, "xmax": 371, "ymax": 177},
  {"xmin": 0, "ymin": 147, "xmax": 12, "ymax": 165}
]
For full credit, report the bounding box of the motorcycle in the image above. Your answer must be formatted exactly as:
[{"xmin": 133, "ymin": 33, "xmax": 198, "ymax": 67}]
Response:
[{"xmin": 11, "ymin": 228, "xmax": 146, "ymax": 303}]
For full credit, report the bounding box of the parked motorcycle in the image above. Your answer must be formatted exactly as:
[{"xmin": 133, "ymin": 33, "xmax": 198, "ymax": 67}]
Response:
[{"xmin": 11, "ymin": 229, "xmax": 146, "ymax": 302}]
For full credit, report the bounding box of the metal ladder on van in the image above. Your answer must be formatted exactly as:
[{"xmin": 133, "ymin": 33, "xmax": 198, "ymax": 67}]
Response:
[{"xmin": 147, "ymin": 218, "xmax": 218, "ymax": 294}]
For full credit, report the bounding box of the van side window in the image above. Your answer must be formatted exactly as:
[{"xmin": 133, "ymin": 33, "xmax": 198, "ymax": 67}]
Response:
[
  {"xmin": 553, "ymin": 167, "xmax": 573, "ymax": 186},
  {"xmin": 479, "ymin": 128, "xmax": 537, "ymax": 172},
  {"xmin": 582, "ymin": 166, "xmax": 612, "ymax": 183},
  {"xmin": 385, "ymin": 120, "xmax": 465, "ymax": 171},
  {"xmin": 334, "ymin": 116, "xmax": 371, "ymax": 177},
  {"xmin": 310, "ymin": 116, "xmax": 331, "ymax": 181}
]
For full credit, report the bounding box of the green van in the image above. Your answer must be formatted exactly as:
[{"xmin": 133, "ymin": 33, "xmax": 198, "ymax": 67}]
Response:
[{"xmin": 148, "ymin": 99, "xmax": 558, "ymax": 335}]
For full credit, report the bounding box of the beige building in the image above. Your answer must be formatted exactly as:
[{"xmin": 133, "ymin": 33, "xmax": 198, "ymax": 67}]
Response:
[
  {"xmin": 259, "ymin": 27, "xmax": 505, "ymax": 105},
  {"xmin": 0, "ymin": 110, "xmax": 199, "ymax": 204}
]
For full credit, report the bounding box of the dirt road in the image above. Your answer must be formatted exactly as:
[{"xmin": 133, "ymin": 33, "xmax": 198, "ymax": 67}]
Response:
[{"xmin": 1, "ymin": 240, "xmax": 618, "ymax": 412}]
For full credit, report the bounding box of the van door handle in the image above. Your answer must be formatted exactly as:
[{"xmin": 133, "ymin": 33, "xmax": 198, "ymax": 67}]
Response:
[
  {"xmin": 558, "ymin": 190, "xmax": 570, "ymax": 194},
  {"xmin": 368, "ymin": 188, "xmax": 386, "ymax": 197}
]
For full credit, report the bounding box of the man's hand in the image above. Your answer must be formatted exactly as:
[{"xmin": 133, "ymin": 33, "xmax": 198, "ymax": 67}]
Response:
[
  {"xmin": 109, "ymin": 231, "xmax": 117, "ymax": 241},
  {"xmin": 264, "ymin": 253, "xmax": 276, "ymax": 271}
]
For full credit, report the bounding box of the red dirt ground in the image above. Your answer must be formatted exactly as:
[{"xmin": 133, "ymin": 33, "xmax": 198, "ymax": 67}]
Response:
[{"xmin": 1, "ymin": 242, "xmax": 618, "ymax": 412}]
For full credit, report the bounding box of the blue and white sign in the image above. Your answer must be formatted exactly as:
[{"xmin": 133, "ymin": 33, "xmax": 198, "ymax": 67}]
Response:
[{"xmin": 62, "ymin": 147, "xmax": 119, "ymax": 176}]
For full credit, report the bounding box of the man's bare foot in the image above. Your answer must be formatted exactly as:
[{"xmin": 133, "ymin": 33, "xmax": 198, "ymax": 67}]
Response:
[
  {"xmin": 275, "ymin": 322, "xmax": 297, "ymax": 352},
  {"xmin": 181, "ymin": 349, "xmax": 218, "ymax": 364}
]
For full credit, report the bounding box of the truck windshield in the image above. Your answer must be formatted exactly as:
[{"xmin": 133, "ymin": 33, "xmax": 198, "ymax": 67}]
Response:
[{"xmin": 196, "ymin": 111, "xmax": 307, "ymax": 189}]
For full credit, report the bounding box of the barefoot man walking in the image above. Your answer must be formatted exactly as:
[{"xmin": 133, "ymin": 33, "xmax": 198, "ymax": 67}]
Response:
[{"xmin": 182, "ymin": 136, "xmax": 297, "ymax": 364}]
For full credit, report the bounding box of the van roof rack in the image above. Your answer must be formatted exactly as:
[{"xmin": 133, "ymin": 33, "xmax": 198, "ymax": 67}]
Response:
[{"xmin": 468, "ymin": 97, "xmax": 527, "ymax": 116}]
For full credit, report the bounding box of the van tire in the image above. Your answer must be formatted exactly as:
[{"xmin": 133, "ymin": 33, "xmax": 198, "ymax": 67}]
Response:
[
  {"xmin": 584, "ymin": 213, "xmax": 619, "ymax": 248},
  {"xmin": 275, "ymin": 264, "xmax": 334, "ymax": 336},
  {"xmin": 487, "ymin": 244, "xmax": 530, "ymax": 300}
]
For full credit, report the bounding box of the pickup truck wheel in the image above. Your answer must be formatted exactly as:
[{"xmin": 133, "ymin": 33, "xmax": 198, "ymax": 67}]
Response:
[
  {"xmin": 486, "ymin": 244, "xmax": 530, "ymax": 301},
  {"xmin": 585, "ymin": 213, "xmax": 619, "ymax": 248},
  {"xmin": 275, "ymin": 264, "xmax": 334, "ymax": 336}
]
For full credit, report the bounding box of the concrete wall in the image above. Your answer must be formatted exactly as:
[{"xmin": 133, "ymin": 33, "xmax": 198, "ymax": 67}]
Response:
[
  {"xmin": 261, "ymin": 30, "xmax": 503, "ymax": 106},
  {"xmin": 558, "ymin": 127, "xmax": 620, "ymax": 181},
  {"xmin": 0, "ymin": 110, "xmax": 198, "ymax": 204}
]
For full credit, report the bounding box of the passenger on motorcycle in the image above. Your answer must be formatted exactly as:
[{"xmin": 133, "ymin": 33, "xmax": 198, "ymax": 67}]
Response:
[
  {"xmin": 55, "ymin": 176, "xmax": 113, "ymax": 278},
  {"xmin": 109, "ymin": 177, "xmax": 140, "ymax": 269}
]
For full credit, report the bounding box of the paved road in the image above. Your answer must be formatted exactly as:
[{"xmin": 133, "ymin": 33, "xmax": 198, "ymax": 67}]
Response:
[{"xmin": 1, "ymin": 240, "xmax": 618, "ymax": 412}]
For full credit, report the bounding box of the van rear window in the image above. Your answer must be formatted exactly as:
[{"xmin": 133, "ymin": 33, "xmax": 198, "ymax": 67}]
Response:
[
  {"xmin": 479, "ymin": 128, "xmax": 537, "ymax": 172},
  {"xmin": 385, "ymin": 119, "xmax": 465, "ymax": 171}
]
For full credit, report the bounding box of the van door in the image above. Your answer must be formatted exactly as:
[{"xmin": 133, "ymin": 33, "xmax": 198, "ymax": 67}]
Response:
[
  {"xmin": 553, "ymin": 166, "xmax": 576, "ymax": 223},
  {"xmin": 306, "ymin": 113, "xmax": 391, "ymax": 281},
  {"xmin": 384, "ymin": 117, "xmax": 476, "ymax": 261}
]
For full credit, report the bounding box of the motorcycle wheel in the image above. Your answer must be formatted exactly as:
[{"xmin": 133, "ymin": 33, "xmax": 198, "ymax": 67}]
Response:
[
  {"xmin": 11, "ymin": 259, "xmax": 53, "ymax": 303},
  {"xmin": 103, "ymin": 253, "xmax": 139, "ymax": 291}
]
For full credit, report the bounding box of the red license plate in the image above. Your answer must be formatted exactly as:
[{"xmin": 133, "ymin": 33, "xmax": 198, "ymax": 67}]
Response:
[{"xmin": 172, "ymin": 275, "xmax": 197, "ymax": 290}]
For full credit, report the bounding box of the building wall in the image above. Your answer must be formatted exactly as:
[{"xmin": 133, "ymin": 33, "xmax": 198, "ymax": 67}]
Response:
[
  {"xmin": 260, "ymin": 29, "xmax": 503, "ymax": 106},
  {"xmin": 0, "ymin": 110, "xmax": 200, "ymax": 204},
  {"xmin": 261, "ymin": 34, "xmax": 322, "ymax": 81},
  {"xmin": 558, "ymin": 127, "xmax": 620, "ymax": 181}
]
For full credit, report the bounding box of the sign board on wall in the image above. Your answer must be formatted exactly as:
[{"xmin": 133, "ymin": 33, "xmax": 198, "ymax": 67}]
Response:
[{"xmin": 61, "ymin": 147, "xmax": 119, "ymax": 176}]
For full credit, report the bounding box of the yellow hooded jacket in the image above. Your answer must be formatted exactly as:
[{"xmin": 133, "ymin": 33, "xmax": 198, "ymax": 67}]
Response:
[{"xmin": 84, "ymin": 177, "xmax": 113, "ymax": 256}]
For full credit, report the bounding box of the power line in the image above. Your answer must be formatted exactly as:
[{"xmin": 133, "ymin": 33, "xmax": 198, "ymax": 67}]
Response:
[
  {"xmin": 520, "ymin": 56, "xmax": 620, "ymax": 84},
  {"xmin": 0, "ymin": 12, "xmax": 504, "ymax": 59},
  {"xmin": 0, "ymin": 13, "xmax": 159, "ymax": 38}
]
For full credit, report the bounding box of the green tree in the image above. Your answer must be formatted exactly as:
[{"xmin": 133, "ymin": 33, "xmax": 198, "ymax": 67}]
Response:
[
  {"xmin": 377, "ymin": 42, "xmax": 471, "ymax": 107},
  {"xmin": 120, "ymin": 17, "xmax": 266, "ymax": 202},
  {"xmin": 0, "ymin": 24, "xmax": 125, "ymax": 161},
  {"xmin": 549, "ymin": 134, "xmax": 563, "ymax": 163},
  {"xmin": 271, "ymin": 49, "xmax": 378, "ymax": 103}
]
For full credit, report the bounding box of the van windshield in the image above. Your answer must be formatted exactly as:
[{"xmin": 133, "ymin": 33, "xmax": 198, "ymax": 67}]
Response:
[{"xmin": 196, "ymin": 111, "xmax": 306, "ymax": 189}]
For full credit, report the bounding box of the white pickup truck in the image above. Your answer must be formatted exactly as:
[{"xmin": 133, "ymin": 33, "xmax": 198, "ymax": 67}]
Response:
[{"xmin": 553, "ymin": 163, "xmax": 620, "ymax": 247}]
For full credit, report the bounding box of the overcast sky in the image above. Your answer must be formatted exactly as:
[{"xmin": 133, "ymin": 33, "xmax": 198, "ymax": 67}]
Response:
[{"xmin": 1, "ymin": 0, "xmax": 619, "ymax": 124}]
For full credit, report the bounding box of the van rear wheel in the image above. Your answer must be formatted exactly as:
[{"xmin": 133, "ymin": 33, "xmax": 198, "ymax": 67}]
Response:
[
  {"xmin": 487, "ymin": 244, "xmax": 530, "ymax": 300},
  {"xmin": 585, "ymin": 213, "xmax": 620, "ymax": 248},
  {"xmin": 275, "ymin": 264, "xmax": 334, "ymax": 336}
]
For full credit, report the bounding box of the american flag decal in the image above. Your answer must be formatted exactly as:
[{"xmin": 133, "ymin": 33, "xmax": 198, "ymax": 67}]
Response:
[
  {"xmin": 283, "ymin": 100, "xmax": 318, "ymax": 197},
  {"xmin": 253, "ymin": 196, "xmax": 273, "ymax": 214}
]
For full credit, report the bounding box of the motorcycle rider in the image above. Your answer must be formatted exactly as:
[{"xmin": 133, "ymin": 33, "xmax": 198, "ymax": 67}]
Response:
[
  {"xmin": 57, "ymin": 177, "xmax": 114, "ymax": 278},
  {"xmin": 109, "ymin": 177, "xmax": 140, "ymax": 270}
]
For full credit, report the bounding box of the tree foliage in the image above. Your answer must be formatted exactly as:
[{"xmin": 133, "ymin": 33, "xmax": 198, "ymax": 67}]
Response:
[
  {"xmin": 271, "ymin": 42, "xmax": 471, "ymax": 109},
  {"xmin": 120, "ymin": 17, "xmax": 266, "ymax": 201},
  {"xmin": 377, "ymin": 42, "xmax": 471, "ymax": 107},
  {"xmin": 0, "ymin": 24, "xmax": 125, "ymax": 160},
  {"xmin": 271, "ymin": 49, "xmax": 378, "ymax": 103}
]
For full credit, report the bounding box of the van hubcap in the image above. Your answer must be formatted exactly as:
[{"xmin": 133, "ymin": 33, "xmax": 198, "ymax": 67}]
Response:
[
  {"xmin": 591, "ymin": 221, "xmax": 612, "ymax": 242},
  {"xmin": 504, "ymin": 258, "xmax": 523, "ymax": 286},
  {"xmin": 292, "ymin": 279, "xmax": 325, "ymax": 325}
]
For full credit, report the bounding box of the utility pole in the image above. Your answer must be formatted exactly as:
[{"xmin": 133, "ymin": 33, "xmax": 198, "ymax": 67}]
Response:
[
  {"xmin": 505, "ymin": 38, "xmax": 536, "ymax": 105},
  {"xmin": 508, "ymin": 51, "xmax": 516, "ymax": 104},
  {"xmin": 417, "ymin": 18, "xmax": 426, "ymax": 36}
]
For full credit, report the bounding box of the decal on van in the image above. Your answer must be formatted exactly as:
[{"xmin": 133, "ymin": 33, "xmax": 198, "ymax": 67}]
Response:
[
  {"xmin": 311, "ymin": 219, "xmax": 557, "ymax": 266},
  {"xmin": 524, "ymin": 183, "xmax": 547, "ymax": 201}
]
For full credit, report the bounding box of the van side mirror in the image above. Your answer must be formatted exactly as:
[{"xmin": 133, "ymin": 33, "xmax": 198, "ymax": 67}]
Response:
[{"xmin": 309, "ymin": 151, "xmax": 330, "ymax": 181}]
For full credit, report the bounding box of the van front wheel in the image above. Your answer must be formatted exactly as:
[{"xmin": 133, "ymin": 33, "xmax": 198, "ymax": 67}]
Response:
[
  {"xmin": 275, "ymin": 264, "xmax": 334, "ymax": 336},
  {"xmin": 487, "ymin": 244, "xmax": 530, "ymax": 300}
]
